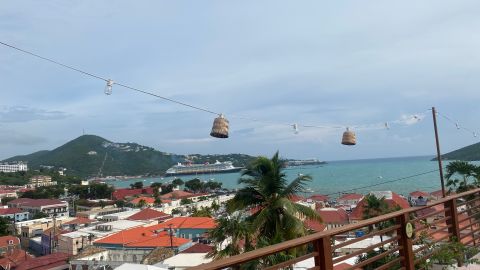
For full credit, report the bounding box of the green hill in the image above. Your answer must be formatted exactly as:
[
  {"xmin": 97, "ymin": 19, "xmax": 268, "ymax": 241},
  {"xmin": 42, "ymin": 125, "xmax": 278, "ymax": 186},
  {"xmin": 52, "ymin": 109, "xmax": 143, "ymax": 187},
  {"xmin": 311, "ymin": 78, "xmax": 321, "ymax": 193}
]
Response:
[
  {"xmin": 436, "ymin": 142, "xmax": 480, "ymax": 161},
  {"xmin": 3, "ymin": 135, "xmax": 256, "ymax": 178}
]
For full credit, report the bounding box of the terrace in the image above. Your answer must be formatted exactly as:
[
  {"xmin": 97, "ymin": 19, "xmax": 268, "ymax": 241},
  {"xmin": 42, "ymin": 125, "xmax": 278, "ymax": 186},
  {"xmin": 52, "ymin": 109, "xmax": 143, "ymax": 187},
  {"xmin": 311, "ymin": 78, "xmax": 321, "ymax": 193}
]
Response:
[{"xmin": 190, "ymin": 188, "xmax": 480, "ymax": 270}]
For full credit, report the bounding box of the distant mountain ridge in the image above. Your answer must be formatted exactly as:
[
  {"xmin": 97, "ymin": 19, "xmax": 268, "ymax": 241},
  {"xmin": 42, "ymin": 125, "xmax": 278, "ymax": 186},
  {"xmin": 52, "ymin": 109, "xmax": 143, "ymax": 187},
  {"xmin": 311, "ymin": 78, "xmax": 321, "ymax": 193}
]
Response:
[
  {"xmin": 435, "ymin": 142, "xmax": 480, "ymax": 161},
  {"xmin": 3, "ymin": 135, "xmax": 256, "ymax": 178}
]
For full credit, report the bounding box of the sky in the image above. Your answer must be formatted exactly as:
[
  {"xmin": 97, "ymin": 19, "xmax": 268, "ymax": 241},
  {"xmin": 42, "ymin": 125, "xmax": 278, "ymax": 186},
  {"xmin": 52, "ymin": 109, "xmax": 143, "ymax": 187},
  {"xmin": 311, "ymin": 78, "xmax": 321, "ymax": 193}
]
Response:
[{"xmin": 1, "ymin": 1, "xmax": 480, "ymax": 161}]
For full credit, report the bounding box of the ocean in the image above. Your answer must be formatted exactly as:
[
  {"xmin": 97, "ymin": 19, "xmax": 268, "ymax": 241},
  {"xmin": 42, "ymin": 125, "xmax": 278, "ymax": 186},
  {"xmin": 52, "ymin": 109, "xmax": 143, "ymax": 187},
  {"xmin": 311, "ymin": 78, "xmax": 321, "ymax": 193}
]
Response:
[{"xmin": 107, "ymin": 156, "xmax": 479, "ymax": 198}]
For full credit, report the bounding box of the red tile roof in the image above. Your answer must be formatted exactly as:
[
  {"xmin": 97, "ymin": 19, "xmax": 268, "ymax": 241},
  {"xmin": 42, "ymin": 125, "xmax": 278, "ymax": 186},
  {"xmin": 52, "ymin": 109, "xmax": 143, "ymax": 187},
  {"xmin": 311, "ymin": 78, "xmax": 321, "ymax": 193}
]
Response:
[
  {"xmin": 127, "ymin": 208, "xmax": 170, "ymax": 221},
  {"xmin": 15, "ymin": 252, "xmax": 70, "ymax": 270},
  {"xmin": 309, "ymin": 194, "xmax": 329, "ymax": 202},
  {"xmin": 8, "ymin": 198, "xmax": 66, "ymax": 207},
  {"xmin": 160, "ymin": 190, "xmax": 196, "ymax": 200},
  {"xmin": 0, "ymin": 236, "xmax": 20, "ymax": 248},
  {"xmin": 0, "ymin": 249, "xmax": 31, "ymax": 269},
  {"xmin": 304, "ymin": 219, "xmax": 326, "ymax": 232},
  {"xmin": 131, "ymin": 197, "xmax": 155, "ymax": 205},
  {"xmin": 63, "ymin": 217, "xmax": 96, "ymax": 225},
  {"xmin": 150, "ymin": 217, "xmax": 217, "ymax": 230},
  {"xmin": 0, "ymin": 208, "xmax": 25, "ymax": 215},
  {"xmin": 410, "ymin": 191, "xmax": 429, "ymax": 197},
  {"xmin": 112, "ymin": 187, "xmax": 154, "ymax": 200},
  {"xmin": 350, "ymin": 192, "xmax": 410, "ymax": 220},
  {"xmin": 317, "ymin": 208, "xmax": 349, "ymax": 224},
  {"xmin": 94, "ymin": 226, "xmax": 189, "ymax": 248},
  {"xmin": 288, "ymin": 195, "xmax": 305, "ymax": 202},
  {"xmin": 180, "ymin": 243, "xmax": 213, "ymax": 253},
  {"xmin": 338, "ymin": 193, "xmax": 363, "ymax": 201}
]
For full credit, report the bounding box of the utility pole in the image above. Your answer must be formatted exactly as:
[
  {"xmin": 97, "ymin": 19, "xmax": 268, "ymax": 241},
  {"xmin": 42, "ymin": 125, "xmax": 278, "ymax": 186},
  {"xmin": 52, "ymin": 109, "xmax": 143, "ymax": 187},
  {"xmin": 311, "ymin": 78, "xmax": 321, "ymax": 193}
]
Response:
[
  {"xmin": 168, "ymin": 224, "xmax": 174, "ymax": 250},
  {"xmin": 432, "ymin": 107, "xmax": 446, "ymax": 198}
]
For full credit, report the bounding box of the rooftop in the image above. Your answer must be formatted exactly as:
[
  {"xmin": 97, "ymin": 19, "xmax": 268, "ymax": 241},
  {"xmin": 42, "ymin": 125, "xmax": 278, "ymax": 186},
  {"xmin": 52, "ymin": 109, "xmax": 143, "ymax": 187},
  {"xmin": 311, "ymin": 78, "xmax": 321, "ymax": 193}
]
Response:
[
  {"xmin": 337, "ymin": 193, "xmax": 363, "ymax": 201},
  {"xmin": 15, "ymin": 252, "xmax": 70, "ymax": 270},
  {"xmin": 180, "ymin": 243, "xmax": 213, "ymax": 253},
  {"xmin": 8, "ymin": 198, "xmax": 67, "ymax": 207},
  {"xmin": 150, "ymin": 217, "xmax": 217, "ymax": 230},
  {"xmin": 127, "ymin": 208, "xmax": 170, "ymax": 221},
  {"xmin": 317, "ymin": 207, "xmax": 349, "ymax": 224},
  {"xmin": 0, "ymin": 208, "xmax": 26, "ymax": 215}
]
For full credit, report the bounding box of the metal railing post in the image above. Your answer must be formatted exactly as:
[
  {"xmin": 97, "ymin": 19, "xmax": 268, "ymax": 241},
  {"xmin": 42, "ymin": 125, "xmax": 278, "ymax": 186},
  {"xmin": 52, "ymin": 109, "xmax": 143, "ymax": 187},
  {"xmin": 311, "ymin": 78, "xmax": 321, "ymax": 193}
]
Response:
[
  {"xmin": 444, "ymin": 198, "xmax": 461, "ymax": 240},
  {"xmin": 313, "ymin": 236, "xmax": 333, "ymax": 270},
  {"xmin": 397, "ymin": 213, "xmax": 414, "ymax": 270}
]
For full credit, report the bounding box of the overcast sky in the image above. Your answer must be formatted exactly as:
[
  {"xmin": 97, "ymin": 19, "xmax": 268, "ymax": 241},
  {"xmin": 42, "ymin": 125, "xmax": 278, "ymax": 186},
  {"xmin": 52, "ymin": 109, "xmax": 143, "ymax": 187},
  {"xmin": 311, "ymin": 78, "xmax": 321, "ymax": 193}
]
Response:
[{"xmin": 1, "ymin": 1, "xmax": 480, "ymax": 161}]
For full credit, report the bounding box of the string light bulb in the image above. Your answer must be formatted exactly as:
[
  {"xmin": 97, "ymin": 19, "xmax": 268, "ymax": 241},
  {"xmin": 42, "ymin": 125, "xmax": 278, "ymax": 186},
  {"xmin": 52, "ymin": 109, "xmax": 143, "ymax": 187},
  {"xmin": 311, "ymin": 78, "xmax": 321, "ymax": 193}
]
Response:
[
  {"xmin": 384, "ymin": 122, "xmax": 389, "ymax": 130},
  {"xmin": 293, "ymin": 124, "xmax": 299, "ymax": 134},
  {"xmin": 105, "ymin": 79, "xmax": 114, "ymax": 95},
  {"xmin": 455, "ymin": 123, "xmax": 460, "ymax": 130},
  {"xmin": 474, "ymin": 132, "xmax": 478, "ymax": 138}
]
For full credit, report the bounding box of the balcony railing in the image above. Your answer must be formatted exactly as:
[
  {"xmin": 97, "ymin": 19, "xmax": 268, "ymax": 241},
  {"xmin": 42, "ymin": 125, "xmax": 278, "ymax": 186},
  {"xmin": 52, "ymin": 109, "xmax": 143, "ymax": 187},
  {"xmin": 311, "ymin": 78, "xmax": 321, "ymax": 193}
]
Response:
[{"xmin": 189, "ymin": 188, "xmax": 480, "ymax": 270}]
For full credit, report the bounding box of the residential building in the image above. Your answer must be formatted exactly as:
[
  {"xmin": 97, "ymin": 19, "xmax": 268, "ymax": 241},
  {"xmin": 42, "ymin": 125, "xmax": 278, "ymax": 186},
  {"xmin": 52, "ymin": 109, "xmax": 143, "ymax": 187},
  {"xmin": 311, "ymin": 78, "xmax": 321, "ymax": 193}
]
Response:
[
  {"xmin": 149, "ymin": 217, "xmax": 216, "ymax": 241},
  {"xmin": 350, "ymin": 191, "xmax": 410, "ymax": 222},
  {"xmin": 0, "ymin": 190, "xmax": 18, "ymax": 203},
  {"xmin": 112, "ymin": 187, "xmax": 155, "ymax": 200},
  {"xmin": 0, "ymin": 236, "xmax": 20, "ymax": 255},
  {"xmin": 127, "ymin": 208, "xmax": 171, "ymax": 222},
  {"xmin": 61, "ymin": 217, "xmax": 97, "ymax": 231},
  {"xmin": 93, "ymin": 225, "xmax": 192, "ymax": 253},
  {"xmin": 27, "ymin": 175, "xmax": 57, "ymax": 188},
  {"xmin": 8, "ymin": 198, "xmax": 69, "ymax": 218},
  {"xmin": 337, "ymin": 193, "xmax": 364, "ymax": 207},
  {"xmin": 0, "ymin": 162, "xmax": 27, "ymax": 173},
  {"xmin": 41, "ymin": 227, "xmax": 67, "ymax": 255},
  {"xmin": 131, "ymin": 196, "xmax": 156, "ymax": 206},
  {"xmin": 0, "ymin": 249, "xmax": 32, "ymax": 269},
  {"xmin": 76, "ymin": 207, "xmax": 125, "ymax": 219},
  {"xmin": 15, "ymin": 252, "xmax": 70, "ymax": 270},
  {"xmin": 317, "ymin": 207, "xmax": 349, "ymax": 229},
  {"xmin": 101, "ymin": 209, "xmax": 141, "ymax": 222},
  {"xmin": 0, "ymin": 208, "xmax": 29, "ymax": 222},
  {"xmin": 16, "ymin": 217, "xmax": 70, "ymax": 249},
  {"xmin": 162, "ymin": 243, "xmax": 213, "ymax": 270}
]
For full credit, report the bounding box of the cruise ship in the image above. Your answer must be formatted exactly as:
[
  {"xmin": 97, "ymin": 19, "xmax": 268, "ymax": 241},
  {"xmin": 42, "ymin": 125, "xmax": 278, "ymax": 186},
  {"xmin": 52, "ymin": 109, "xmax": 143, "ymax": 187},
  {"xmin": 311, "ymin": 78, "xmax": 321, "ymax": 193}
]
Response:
[{"xmin": 165, "ymin": 160, "xmax": 243, "ymax": 176}]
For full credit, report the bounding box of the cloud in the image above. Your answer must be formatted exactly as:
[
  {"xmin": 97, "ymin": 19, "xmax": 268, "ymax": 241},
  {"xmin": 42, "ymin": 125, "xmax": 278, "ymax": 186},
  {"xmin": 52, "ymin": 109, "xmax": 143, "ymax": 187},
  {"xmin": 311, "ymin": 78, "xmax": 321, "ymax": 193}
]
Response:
[
  {"xmin": 0, "ymin": 106, "xmax": 69, "ymax": 123},
  {"xmin": 0, "ymin": 130, "xmax": 47, "ymax": 146}
]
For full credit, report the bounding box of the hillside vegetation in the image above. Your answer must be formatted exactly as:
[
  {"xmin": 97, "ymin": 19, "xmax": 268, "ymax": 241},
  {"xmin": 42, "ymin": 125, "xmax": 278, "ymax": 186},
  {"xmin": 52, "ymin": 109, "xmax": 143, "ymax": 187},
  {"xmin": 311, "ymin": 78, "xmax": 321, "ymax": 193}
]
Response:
[
  {"xmin": 437, "ymin": 142, "xmax": 480, "ymax": 161},
  {"xmin": 3, "ymin": 135, "xmax": 256, "ymax": 178}
]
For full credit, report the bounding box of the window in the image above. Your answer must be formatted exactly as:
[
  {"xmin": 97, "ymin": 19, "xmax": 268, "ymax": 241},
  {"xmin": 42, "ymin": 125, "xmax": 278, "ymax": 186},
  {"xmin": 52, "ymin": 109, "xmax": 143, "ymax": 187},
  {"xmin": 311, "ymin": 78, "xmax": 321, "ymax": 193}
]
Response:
[
  {"xmin": 181, "ymin": 233, "xmax": 185, "ymax": 238},
  {"xmin": 8, "ymin": 240, "xmax": 13, "ymax": 245}
]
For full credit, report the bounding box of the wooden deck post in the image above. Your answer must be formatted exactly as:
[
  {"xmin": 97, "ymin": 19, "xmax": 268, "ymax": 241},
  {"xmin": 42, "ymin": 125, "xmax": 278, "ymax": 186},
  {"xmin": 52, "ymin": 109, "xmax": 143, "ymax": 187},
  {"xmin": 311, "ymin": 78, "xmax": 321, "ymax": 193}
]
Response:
[
  {"xmin": 313, "ymin": 236, "xmax": 333, "ymax": 270},
  {"xmin": 397, "ymin": 213, "xmax": 415, "ymax": 270},
  {"xmin": 444, "ymin": 198, "xmax": 461, "ymax": 240}
]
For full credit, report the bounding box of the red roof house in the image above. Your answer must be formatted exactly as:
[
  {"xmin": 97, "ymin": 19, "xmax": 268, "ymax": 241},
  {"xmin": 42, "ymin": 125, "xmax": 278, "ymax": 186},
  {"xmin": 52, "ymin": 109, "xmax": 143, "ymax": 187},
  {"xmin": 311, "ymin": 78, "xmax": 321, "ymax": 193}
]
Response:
[
  {"xmin": 15, "ymin": 252, "xmax": 70, "ymax": 270},
  {"xmin": 130, "ymin": 196, "xmax": 156, "ymax": 206},
  {"xmin": 112, "ymin": 187, "xmax": 154, "ymax": 200},
  {"xmin": 0, "ymin": 249, "xmax": 32, "ymax": 269},
  {"xmin": 350, "ymin": 191, "xmax": 410, "ymax": 221},
  {"xmin": 317, "ymin": 208, "xmax": 349, "ymax": 229},
  {"xmin": 150, "ymin": 217, "xmax": 217, "ymax": 230},
  {"xmin": 180, "ymin": 243, "xmax": 213, "ymax": 253},
  {"xmin": 160, "ymin": 190, "xmax": 197, "ymax": 200},
  {"xmin": 309, "ymin": 194, "xmax": 329, "ymax": 202},
  {"xmin": 337, "ymin": 193, "xmax": 364, "ymax": 206},
  {"xmin": 127, "ymin": 208, "xmax": 171, "ymax": 222}
]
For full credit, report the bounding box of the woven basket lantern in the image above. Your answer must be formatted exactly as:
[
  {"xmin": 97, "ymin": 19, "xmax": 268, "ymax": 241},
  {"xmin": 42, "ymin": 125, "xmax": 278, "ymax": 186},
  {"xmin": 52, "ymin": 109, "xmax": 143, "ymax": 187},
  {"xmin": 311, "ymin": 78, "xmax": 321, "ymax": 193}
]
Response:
[
  {"xmin": 210, "ymin": 114, "xmax": 229, "ymax": 138},
  {"xmin": 341, "ymin": 128, "xmax": 356, "ymax": 145}
]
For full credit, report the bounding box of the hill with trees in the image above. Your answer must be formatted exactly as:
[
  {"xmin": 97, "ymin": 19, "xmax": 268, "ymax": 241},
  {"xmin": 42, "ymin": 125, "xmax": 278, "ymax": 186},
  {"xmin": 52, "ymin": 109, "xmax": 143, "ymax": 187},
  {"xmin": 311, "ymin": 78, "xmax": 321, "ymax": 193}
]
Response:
[
  {"xmin": 436, "ymin": 142, "xmax": 480, "ymax": 161},
  {"xmin": 3, "ymin": 135, "xmax": 256, "ymax": 178}
]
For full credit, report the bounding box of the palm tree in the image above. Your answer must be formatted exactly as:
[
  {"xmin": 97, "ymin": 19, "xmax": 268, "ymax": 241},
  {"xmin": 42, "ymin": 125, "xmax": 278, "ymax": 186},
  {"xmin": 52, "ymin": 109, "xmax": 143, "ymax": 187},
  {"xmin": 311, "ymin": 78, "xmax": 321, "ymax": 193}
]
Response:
[
  {"xmin": 207, "ymin": 214, "xmax": 252, "ymax": 260},
  {"xmin": 446, "ymin": 161, "xmax": 478, "ymax": 193},
  {"xmin": 227, "ymin": 151, "xmax": 321, "ymax": 248},
  {"xmin": 362, "ymin": 194, "xmax": 391, "ymax": 241}
]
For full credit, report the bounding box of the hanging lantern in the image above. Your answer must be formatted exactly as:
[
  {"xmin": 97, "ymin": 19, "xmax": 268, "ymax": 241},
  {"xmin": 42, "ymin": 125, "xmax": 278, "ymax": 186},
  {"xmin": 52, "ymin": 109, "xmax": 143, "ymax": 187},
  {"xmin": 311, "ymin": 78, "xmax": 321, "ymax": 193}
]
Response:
[
  {"xmin": 210, "ymin": 114, "xmax": 229, "ymax": 138},
  {"xmin": 341, "ymin": 128, "xmax": 356, "ymax": 145},
  {"xmin": 105, "ymin": 79, "xmax": 114, "ymax": 95}
]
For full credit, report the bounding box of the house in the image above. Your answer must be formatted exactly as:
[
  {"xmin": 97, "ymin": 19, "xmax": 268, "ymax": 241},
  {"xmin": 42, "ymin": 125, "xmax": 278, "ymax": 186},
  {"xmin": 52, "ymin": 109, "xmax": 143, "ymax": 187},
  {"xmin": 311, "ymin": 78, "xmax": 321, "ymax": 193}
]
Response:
[
  {"xmin": 160, "ymin": 190, "xmax": 199, "ymax": 201},
  {"xmin": 162, "ymin": 243, "xmax": 213, "ymax": 270},
  {"xmin": 41, "ymin": 227, "xmax": 68, "ymax": 255},
  {"xmin": 317, "ymin": 208, "xmax": 349, "ymax": 229},
  {"xmin": 112, "ymin": 187, "xmax": 155, "ymax": 200},
  {"xmin": 76, "ymin": 207, "xmax": 125, "ymax": 219},
  {"xmin": 8, "ymin": 198, "xmax": 69, "ymax": 218},
  {"xmin": 149, "ymin": 217, "xmax": 217, "ymax": 241},
  {"xmin": 131, "ymin": 196, "xmax": 156, "ymax": 206},
  {"xmin": 0, "ymin": 249, "xmax": 32, "ymax": 269},
  {"xmin": 127, "ymin": 208, "xmax": 171, "ymax": 222},
  {"xmin": 17, "ymin": 217, "xmax": 69, "ymax": 249},
  {"xmin": 94, "ymin": 225, "xmax": 192, "ymax": 252},
  {"xmin": 409, "ymin": 190, "xmax": 429, "ymax": 205},
  {"xmin": 0, "ymin": 236, "xmax": 20, "ymax": 255},
  {"xmin": 28, "ymin": 175, "xmax": 57, "ymax": 188},
  {"xmin": 0, "ymin": 208, "xmax": 30, "ymax": 222},
  {"xmin": 337, "ymin": 193, "xmax": 364, "ymax": 207},
  {"xmin": 304, "ymin": 219, "xmax": 327, "ymax": 232},
  {"xmin": 350, "ymin": 191, "xmax": 410, "ymax": 222},
  {"xmin": 15, "ymin": 252, "xmax": 70, "ymax": 270},
  {"xmin": 309, "ymin": 194, "xmax": 329, "ymax": 203},
  {"xmin": 0, "ymin": 190, "xmax": 18, "ymax": 203},
  {"xmin": 62, "ymin": 217, "xmax": 97, "ymax": 231}
]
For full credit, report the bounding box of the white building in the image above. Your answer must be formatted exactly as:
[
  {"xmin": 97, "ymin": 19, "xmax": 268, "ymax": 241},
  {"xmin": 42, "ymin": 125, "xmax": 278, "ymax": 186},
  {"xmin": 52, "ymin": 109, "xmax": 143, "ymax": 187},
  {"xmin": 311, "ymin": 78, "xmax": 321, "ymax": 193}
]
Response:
[{"xmin": 0, "ymin": 163, "xmax": 27, "ymax": 173}]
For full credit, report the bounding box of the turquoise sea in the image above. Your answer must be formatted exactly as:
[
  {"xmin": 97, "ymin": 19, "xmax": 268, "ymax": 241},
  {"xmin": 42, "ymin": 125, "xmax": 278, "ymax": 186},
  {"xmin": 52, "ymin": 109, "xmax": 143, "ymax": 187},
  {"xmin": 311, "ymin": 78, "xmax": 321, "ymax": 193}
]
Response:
[{"xmin": 107, "ymin": 156, "xmax": 479, "ymax": 198}]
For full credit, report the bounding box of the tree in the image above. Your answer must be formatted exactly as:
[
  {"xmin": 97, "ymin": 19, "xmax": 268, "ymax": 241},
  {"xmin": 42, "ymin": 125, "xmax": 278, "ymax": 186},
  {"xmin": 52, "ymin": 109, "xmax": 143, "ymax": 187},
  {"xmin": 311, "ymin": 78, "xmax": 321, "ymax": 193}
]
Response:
[
  {"xmin": 137, "ymin": 199, "xmax": 147, "ymax": 208},
  {"xmin": 180, "ymin": 198, "xmax": 193, "ymax": 205},
  {"xmin": 185, "ymin": 178, "xmax": 203, "ymax": 193},
  {"xmin": 130, "ymin": 181, "xmax": 143, "ymax": 189},
  {"xmin": 0, "ymin": 217, "xmax": 10, "ymax": 236},
  {"xmin": 446, "ymin": 161, "xmax": 478, "ymax": 193},
  {"xmin": 362, "ymin": 194, "xmax": 389, "ymax": 220},
  {"xmin": 208, "ymin": 214, "xmax": 252, "ymax": 260},
  {"xmin": 191, "ymin": 207, "xmax": 212, "ymax": 217},
  {"xmin": 172, "ymin": 178, "xmax": 184, "ymax": 187},
  {"xmin": 226, "ymin": 151, "xmax": 321, "ymax": 258},
  {"xmin": 154, "ymin": 196, "xmax": 162, "ymax": 207},
  {"xmin": 115, "ymin": 200, "xmax": 126, "ymax": 208},
  {"xmin": 160, "ymin": 184, "xmax": 174, "ymax": 195}
]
